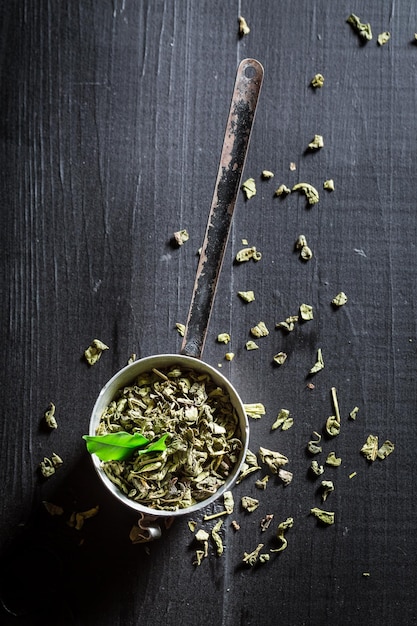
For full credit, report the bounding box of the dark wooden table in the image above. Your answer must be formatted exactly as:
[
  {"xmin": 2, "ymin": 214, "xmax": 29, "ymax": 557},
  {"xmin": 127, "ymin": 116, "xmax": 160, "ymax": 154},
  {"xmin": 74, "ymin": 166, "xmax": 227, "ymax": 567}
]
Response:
[{"xmin": 1, "ymin": 2, "xmax": 416, "ymax": 624}]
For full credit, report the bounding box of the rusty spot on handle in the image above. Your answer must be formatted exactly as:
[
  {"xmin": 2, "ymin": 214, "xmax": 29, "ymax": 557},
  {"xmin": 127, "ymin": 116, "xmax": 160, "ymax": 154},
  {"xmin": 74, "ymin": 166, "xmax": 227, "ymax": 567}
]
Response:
[{"xmin": 181, "ymin": 59, "xmax": 264, "ymax": 359}]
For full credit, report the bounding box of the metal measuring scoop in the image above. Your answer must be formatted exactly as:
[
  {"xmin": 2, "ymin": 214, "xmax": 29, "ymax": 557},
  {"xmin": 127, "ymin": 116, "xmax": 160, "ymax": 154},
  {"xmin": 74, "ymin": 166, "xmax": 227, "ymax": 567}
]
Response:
[{"xmin": 88, "ymin": 59, "xmax": 263, "ymax": 541}]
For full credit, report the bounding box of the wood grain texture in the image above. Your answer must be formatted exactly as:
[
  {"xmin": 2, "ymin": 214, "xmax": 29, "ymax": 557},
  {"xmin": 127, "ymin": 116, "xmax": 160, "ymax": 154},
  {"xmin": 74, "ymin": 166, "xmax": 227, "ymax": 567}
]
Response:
[{"xmin": 1, "ymin": 1, "xmax": 417, "ymax": 624}]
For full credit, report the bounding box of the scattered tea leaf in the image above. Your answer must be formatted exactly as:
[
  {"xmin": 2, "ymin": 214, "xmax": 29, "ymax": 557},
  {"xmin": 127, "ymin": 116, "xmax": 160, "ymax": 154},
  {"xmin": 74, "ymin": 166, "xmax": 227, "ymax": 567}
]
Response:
[
  {"xmin": 310, "ymin": 507, "xmax": 335, "ymax": 525},
  {"xmin": 310, "ymin": 460, "xmax": 324, "ymax": 476},
  {"xmin": 255, "ymin": 475, "xmax": 269, "ymax": 490},
  {"xmin": 211, "ymin": 519, "xmax": 224, "ymax": 555},
  {"xmin": 245, "ymin": 340, "xmax": 259, "ymax": 350},
  {"xmin": 276, "ymin": 315, "xmax": 299, "ymax": 332},
  {"xmin": 308, "ymin": 134, "xmax": 324, "ymax": 150},
  {"xmin": 326, "ymin": 452, "xmax": 342, "ymax": 467},
  {"xmin": 361, "ymin": 435, "xmax": 379, "ymax": 461},
  {"xmin": 323, "ymin": 179, "xmax": 335, "ymax": 191},
  {"xmin": 273, "ymin": 352, "xmax": 287, "ymax": 366},
  {"xmin": 84, "ymin": 339, "xmax": 109, "ymax": 366},
  {"xmin": 321, "ymin": 480, "xmax": 334, "ymax": 502},
  {"xmin": 296, "ymin": 235, "xmax": 313, "ymax": 261},
  {"xmin": 238, "ymin": 290, "xmax": 255, "ymax": 303},
  {"xmin": 311, "ymin": 73, "xmax": 324, "ymax": 88},
  {"xmin": 42, "ymin": 501, "xmax": 64, "ymax": 516},
  {"xmin": 271, "ymin": 409, "xmax": 293, "ymax": 431},
  {"xmin": 259, "ymin": 447, "xmax": 289, "ymax": 473},
  {"xmin": 377, "ymin": 31, "xmax": 390, "ymax": 46},
  {"xmin": 278, "ymin": 468, "xmax": 293, "ymax": 486},
  {"xmin": 176, "ymin": 323, "xmax": 186, "ymax": 336},
  {"xmin": 251, "ymin": 321, "xmax": 269, "ymax": 338},
  {"xmin": 244, "ymin": 403, "xmax": 266, "ymax": 419},
  {"xmin": 332, "ymin": 292, "xmax": 348, "ymax": 307},
  {"xmin": 241, "ymin": 496, "xmax": 259, "ymax": 512},
  {"xmin": 307, "ymin": 431, "xmax": 322, "ymax": 455},
  {"xmin": 242, "ymin": 177, "xmax": 256, "ymax": 199},
  {"xmin": 260, "ymin": 513, "xmax": 274, "ymax": 532},
  {"xmin": 217, "ymin": 333, "xmax": 231, "ymax": 344},
  {"xmin": 44, "ymin": 402, "xmax": 58, "ymax": 429},
  {"xmin": 349, "ymin": 406, "xmax": 359, "ymax": 420},
  {"xmin": 377, "ymin": 440, "xmax": 395, "ymax": 459},
  {"xmin": 238, "ymin": 15, "xmax": 250, "ymax": 36},
  {"xmin": 236, "ymin": 246, "xmax": 262, "ymax": 262},
  {"xmin": 262, "ymin": 170, "xmax": 274, "ymax": 179},
  {"xmin": 299, "ymin": 303, "xmax": 314, "ymax": 321},
  {"xmin": 347, "ymin": 13, "xmax": 372, "ymax": 41},
  {"xmin": 173, "ymin": 229, "xmax": 189, "ymax": 246},
  {"xmin": 292, "ymin": 182, "xmax": 319, "ymax": 205},
  {"xmin": 275, "ymin": 184, "xmax": 291, "ymax": 196},
  {"xmin": 310, "ymin": 348, "xmax": 324, "ymax": 374},
  {"xmin": 271, "ymin": 517, "xmax": 294, "ymax": 552},
  {"xmin": 225, "ymin": 352, "xmax": 235, "ymax": 361},
  {"xmin": 243, "ymin": 543, "xmax": 264, "ymax": 566}
]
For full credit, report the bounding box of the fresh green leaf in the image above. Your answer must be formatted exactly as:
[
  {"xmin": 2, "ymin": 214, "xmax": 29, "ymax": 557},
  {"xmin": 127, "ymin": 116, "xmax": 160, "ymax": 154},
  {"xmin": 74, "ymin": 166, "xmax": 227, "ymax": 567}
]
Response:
[
  {"xmin": 83, "ymin": 431, "xmax": 149, "ymax": 461},
  {"xmin": 137, "ymin": 433, "xmax": 169, "ymax": 456}
]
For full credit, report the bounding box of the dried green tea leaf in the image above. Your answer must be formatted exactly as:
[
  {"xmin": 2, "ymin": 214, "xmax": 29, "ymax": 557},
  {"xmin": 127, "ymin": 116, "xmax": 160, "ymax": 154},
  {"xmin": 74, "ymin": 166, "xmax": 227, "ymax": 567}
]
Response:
[
  {"xmin": 243, "ymin": 403, "xmax": 266, "ymax": 419},
  {"xmin": 250, "ymin": 321, "xmax": 269, "ymax": 338},
  {"xmin": 223, "ymin": 490, "xmax": 234, "ymax": 514},
  {"xmin": 309, "ymin": 348, "xmax": 324, "ymax": 374},
  {"xmin": 195, "ymin": 529, "xmax": 210, "ymax": 542},
  {"xmin": 290, "ymin": 162, "xmax": 297, "ymax": 171},
  {"xmin": 238, "ymin": 15, "xmax": 250, "ymax": 36},
  {"xmin": 245, "ymin": 340, "xmax": 259, "ymax": 351},
  {"xmin": 274, "ymin": 184, "xmax": 291, "ymax": 196},
  {"xmin": 243, "ymin": 543, "xmax": 264, "ymax": 566},
  {"xmin": 236, "ymin": 462, "xmax": 261, "ymax": 484},
  {"xmin": 295, "ymin": 235, "xmax": 313, "ymax": 261},
  {"xmin": 211, "ymin": 519, "xmax": 224, "ymax": 555},
  {"xmin": 377, "ymin": 31, "xmax": 390, "ymax": 46},
  {"xmin": 255, "ymin": 475, "xmax": 269, "ymax": 490},
  {"xmin": 231, "ymin": 520, "xmax": 240, "ymax": 531},
  {"xmin": 308, "ymin": 134, "xmax": 324, "ymax": 150},
  {"xmin": 51, "ymin": 453, "xmax": 63, "ymax": 468},
  {"xmin": 238, "ymin": 290, "xmax": 255, "ymax": 303},
  {"xmin": 225, "ymin": 352, "xmax": 234, "ymax": 361},
  {"xmin": 245, "ymin": 449, "xmax": 259, "ymax": 467},
  {"xmin": 276, "ymin": 315, "xmax": 299, "ymax": 332},
  {"xmin": 273, "ymin": 352, "xmax": 287, "ymax": 366},
  {"xmin": 242, "ymin": 177, "xmax": 256, "ymax": 199},
  {"xmin": 203, "ymin": 510, "xmax": 227, "ymax": 521},
  {"xmin": 175, "ymin": 323, "xmax": 185, "ymax": 336},
  {"xmin": 323, "ymin": 179, "xmax": 335, "ymax": 191},
  {"xmin": 361, "ymin": 435, "xmax": 379, "ymax": 462},
  {"xmin": 241, "ymin": 496, "xmax": 259, "ymax": 512},
  {"xmin": 326, "ymin": 452, "xmax": 342, "ymax": 467},
  {"xmin": 292, "ymin": 182, "xmax": 319, "ymax": 205},
  {"xmin": 300, "ymin": 304, "xmax": 314, "ymax": 321},
  {"xmin": 271, "ymin": 517, "xmax": 294, "ymax": 553},
  {"xmin": 127, "ymin": 353, "xmax": 137, "ymax": 365},
  {"xmin": 321, "ymin": 480, "xmax": 334, "ymax": 502},
  {"xmin": 44, "ymin": 402, "xmax": 58, "ymax": 429},
  {"xmin": 349, "ymin": 471, "xmax": 357, "ymax": 479},
  {"xmin": 173, "ymin": 229, "xmax": 189, "ymax": 246},
  {"xmin": 260, "ymin": 513, "xmax": 274, "ymax": 532},
  {"xmin": 278, "ymin": 468, "xmax": 293, "ymax": 486},
  {"xmin": 193, "ymin": 550, "xmax": 206, "ymax": 566},
  {"xmin": 262, "ymin": 170, "xmax": 274, "ymax": 179},
  {"xmin": 377, "ymin": 440, "xmax": 395, "ymax": 460},
  {"xmin": 307, "ymin": 431, "xmax": 322, "ymax": 455},
  {"xmin": 332, "ymin": 292, "xmax": 348, "ymax": 307},
  {"xmin": 326, "ymin": 415, "xmax": 340, "ymax": 437},
  {"xmin": 42, "ymin": 501, "xmax": 64, "ymax": 516},
  {"xmin": 259, "ymin": 447, "xmax": 289, "ymax": 473},
  {"xmin": 217, "ymin": 333, "xmax": 231, "ymax": 344},
  {"xmin": 271, "ymin": 409, "xmax": 293, "ymax": 431},
  {"xmin": 311, "ymin": 73, "xmax": 324, "ymax": 88},
  {"xmin": 349, "ymin": 406, "xmax": 359, "ymax": 420},
  {"xmin": 188, "ymin": 520, "xmax": 197, "ymax": 532},
  {"xmin": 69, "ymin": 505, "xmax": 99, "ymax": 531},
  {"xmin": 310, "ymin": 507, "xmax": 335, "ymax": 525},
  {"xmin": 347, "ymin": 13, "xmax": 372, "ymax": 41},
  {"xmin": 236, "ymin": 246, "xmax": 262, "ymax": 262},
  {"xmin": 310, "ymin": 460, "xmax": 324, "ymax": 476},
  {"xmin": 84, "ymin": 339, "xmax": 109, "ymax": 366}
]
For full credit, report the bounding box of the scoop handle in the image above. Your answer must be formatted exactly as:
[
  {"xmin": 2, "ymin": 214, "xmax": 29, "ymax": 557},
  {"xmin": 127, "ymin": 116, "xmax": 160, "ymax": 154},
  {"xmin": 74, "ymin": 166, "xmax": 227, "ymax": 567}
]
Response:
[{"xmin": 181, "ymin": 58, "xmax": 264, "ymax": 359}]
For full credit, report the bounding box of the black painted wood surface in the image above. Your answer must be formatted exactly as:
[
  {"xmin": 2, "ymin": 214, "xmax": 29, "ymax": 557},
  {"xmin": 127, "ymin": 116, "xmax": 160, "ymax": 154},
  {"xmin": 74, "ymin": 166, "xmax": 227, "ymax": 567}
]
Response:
[{"xmin": 1, "ymin": 2, "xmax": 417, "ymax": 625}]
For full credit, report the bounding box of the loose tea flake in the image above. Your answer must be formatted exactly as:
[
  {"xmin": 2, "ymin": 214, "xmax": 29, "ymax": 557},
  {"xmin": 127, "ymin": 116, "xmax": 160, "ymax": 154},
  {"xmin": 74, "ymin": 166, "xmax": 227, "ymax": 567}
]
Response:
[
  {"xmin": 308, "ymin": 134, "xmax": 324, "ymax": 150},
  {"xmin": 244, "ymin": 403, "xmax": 266, "ymax": 419},
  {"xmin": 276, "ymin": 315, "xmax": 299, "ymax": 332},
  {"xmin": 260, "ymin": 513, "xmax": 274, "ymax": 532},
  {"xmin": 275, "ymin": 184, "xmax": 291, "ymax": 196},
  {"xmin": 310, "ymin": 348, "xmax": 324, "ymax": 374},
  {"xmin": 271, "ymin": 409, "xmax": 293, "ymax": 431},
  {"xmin": 250, "ymin": 321, "xmax": 269, "ymax": 338},
  {"xmin": 278, "ymin": 468, "xmax": 293, "ymax": 486},
  {"xmin": 217, "ymin": 333, "xmax": 231, "ymax": 344},
  {"xmin": 361, "ymin": 435, "xmax": 379, "ymax": 461},
  {"xmin": 296, "ymin": 235, "xmax": 313, "ymax": 261},
  {"xmin": 238, "ymin": 15, "xmax": 250, "ymax": 36},
  {"xmin": 311, "ymin": 73, "xmax": 324, "ymax": 88},
  {"xmin": 326, "ymin": 452, "xmax": 342, "ymax": 467},
  {"xmin": 307, "ymin": 431, "xmax": 322, "ymax": 455},
  {"xmin": 349, "ymin": 406, "xmax": 359, "ymax": 420},
  {"xmin": 259, "ymin": 447, "xmax": 289, "ymax": 473},
  {"xmin": 236, "ymin": 247, "xmax": 262, "ymax": 263},
  {"xmin": 323, "ymin": 179, "xmax": 335, "ymax": 191},
  {"xmin": 271, "ymin": 517, "xmax": 294, "ymax": 552},
  {"xmin": 241, "ymin": 496, "xmax": 259, "ymax": 512},
  {"xmin": 84, "ymin": 339, "xmax": 109, "ymax": 366},
  {"xmin": 44, "ymin": 402, "xmax": 58, "ymax": 429},
  {"xmin": 377, "ymin": 440, "xmax": 395, "ymax": 459},
  {"xmin": 292, "ymin": 182, "xmax": 319, "ymax": 205},
  {"xmin": 310, "ymin": 507, "xmax": 335, "ymax": 525},
  {"xmin": 238, "ymin": 290, "xmax": 255, "ymax": 303},
  {"xmin": 245, "ymin": 340, "xmax": 259, "ymax": 350},
  {"xmin": 332, "ymin": 292, "xmax": 348, "ymax": 307},
  {"xmin": 255, "ymin": 475, "xmax": 269, "ymax": 490},
  {"xmin": 243, "ymin": 543, "xmax": 264, "ymax": 566},
  {"xmin": 175, "ymin": 323, "xmax": 185, "ymax": 336},
  {"xmin": 225, "ymin": 352, "xmax": 234, "ymax": 361},
  {"xmin": 262, "ymin": 170, "xmax": 274, "ymax": 179},
  {"xmin": 347, "ymin": 13, "xmax": 372, "ymax": 41},
  {"xmin": 310, "ymin": 460, "xmax": 324, "ymax": 476},
  {"xmin": 42, "ymin": 501, "xmax": 64, "ymax": 516},
  {"xmin": 273, "ymin": 352, "xmax": 287, "ymax": 366},
  {"xmin": 211, "ymin": 519, "xmax": 224, "ymax": 555},
  {"xmin": 242, "ymin": 178, "xmax": 256, "ymax": 199},
  {"xmin": 173, "ymin": 229, "xmax": 189, "ymax": 246},
  {"xmin": 321, "ymin": 480, "xmax": 334, "ymax": 502}
]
